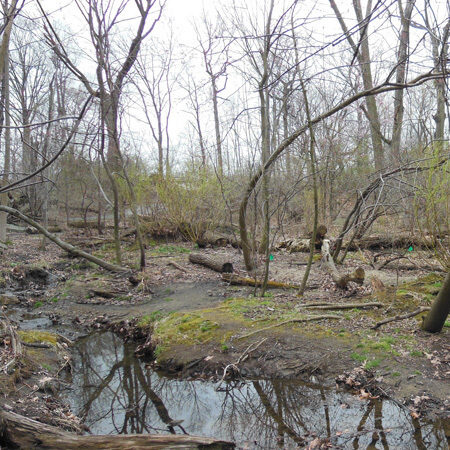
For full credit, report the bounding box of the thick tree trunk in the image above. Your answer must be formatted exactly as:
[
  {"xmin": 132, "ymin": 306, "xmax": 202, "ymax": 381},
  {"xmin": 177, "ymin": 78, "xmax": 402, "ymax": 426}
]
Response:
[
  {"xmin": 422, "ymin": 272, "xmax": 450, "ymax": 333},
  {"xmin": 0, "ymin": 410, "xmax": 234, "ymax": 449},
  {"xmin": 189, "ymin": 253, "xmax": 233, "ymax": 273}
]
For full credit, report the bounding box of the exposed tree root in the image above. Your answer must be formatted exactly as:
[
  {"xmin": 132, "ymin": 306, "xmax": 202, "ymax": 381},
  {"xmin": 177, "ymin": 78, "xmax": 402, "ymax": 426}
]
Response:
[{"xmin": 237, "ymin": 315, "xmax": 341, "ymax": 340}]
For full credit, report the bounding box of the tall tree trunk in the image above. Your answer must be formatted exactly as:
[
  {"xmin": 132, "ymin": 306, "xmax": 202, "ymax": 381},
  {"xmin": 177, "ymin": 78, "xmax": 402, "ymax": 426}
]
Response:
[
  {"xmin": 391, "ymin": 0, "xmax": 415, "ymax": 162},
  {"xmin": 329, "ymin": 0, "xmax": 384, "ymax": 170},
  {"xmin": 40, "ymin": 77, "xmax": 55, "ymax": 250},
  {"xmin": 430, "ymin": 21, "xmax": 449, "ymax": 145},
  {"xmin": 422, "ymin": 272, "xmax": 450, "ymax": 333},
  {"xmin": 0, "ymin": 0, "xmax": 19, "ymax": 241},
  {"xmin": 211, "ymin": 76, "xmax": 223, "ymax": 177},
  {"xmin": 299, "ymin": 80, "xmax": 319, "ymax": 295},
  {"xmin": 0, "ymin": 46, "xmax": 11, "ymax": 242}
]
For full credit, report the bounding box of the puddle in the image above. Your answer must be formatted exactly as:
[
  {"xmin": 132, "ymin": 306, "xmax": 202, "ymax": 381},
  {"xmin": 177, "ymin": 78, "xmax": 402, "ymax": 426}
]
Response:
[{"xmin": 65, "ymin": 332, "xmax": 448, "ymax": 449}]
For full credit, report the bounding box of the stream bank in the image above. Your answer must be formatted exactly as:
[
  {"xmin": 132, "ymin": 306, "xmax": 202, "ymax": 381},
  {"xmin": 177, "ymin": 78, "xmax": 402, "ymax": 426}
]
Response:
[{"xmin": 0, "ymin": 232, "xmax": 449, "ymax": 448}]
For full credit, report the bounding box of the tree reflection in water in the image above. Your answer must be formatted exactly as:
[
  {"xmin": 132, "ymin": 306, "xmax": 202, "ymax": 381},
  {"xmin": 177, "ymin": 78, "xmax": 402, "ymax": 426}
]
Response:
[{"xmin": 67, "ymin": 332, "xmax": 448, "ymax": 449}]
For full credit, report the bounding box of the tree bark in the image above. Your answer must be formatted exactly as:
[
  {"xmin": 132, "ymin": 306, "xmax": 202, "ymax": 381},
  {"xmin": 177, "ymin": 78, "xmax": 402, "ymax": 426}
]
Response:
[
  {"xmin": 321, "ymin": 240, "xmax": 365, "ymax": 288},
  {"xmin": 189, "ymin": 253, "xmax": 233, "ymax": 273},
  {"xmin": 422, "ymin": 271, "xmax": 450, "ymax": 333}
]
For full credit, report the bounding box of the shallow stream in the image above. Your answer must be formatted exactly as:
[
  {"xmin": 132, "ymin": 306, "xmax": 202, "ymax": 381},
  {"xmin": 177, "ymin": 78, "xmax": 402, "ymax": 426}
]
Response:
[{"xmin": 63, "ymin": 332, "xmax": 448, "ymax": 449}]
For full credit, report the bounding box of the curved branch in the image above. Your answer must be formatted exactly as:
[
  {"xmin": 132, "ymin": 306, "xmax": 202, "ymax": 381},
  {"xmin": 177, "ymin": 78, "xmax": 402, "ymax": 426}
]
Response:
[
  {"xmin": 0, "ymin": 205, "xmax": 128, "ymax": 273},
  {"xmin": 0, "ymin": 95, "xmax": 93, "ymax": 194}
]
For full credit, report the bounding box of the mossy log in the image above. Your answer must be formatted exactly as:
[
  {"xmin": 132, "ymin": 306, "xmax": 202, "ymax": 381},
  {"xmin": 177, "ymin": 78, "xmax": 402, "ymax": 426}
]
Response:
[
  {"xmin": 321, "ymin": 239, "xmax": 365, "ymax": 288},
  {"xmin": 189, "ymin": 253, "xmax": 233, "ymax": 273},
  {"xmin": 222, "ymin": 273, "xmax": 299, "ymax": 289},
  {"xmin": 0, "ymin": 410, "xmax": 235, "ymax": 449}
]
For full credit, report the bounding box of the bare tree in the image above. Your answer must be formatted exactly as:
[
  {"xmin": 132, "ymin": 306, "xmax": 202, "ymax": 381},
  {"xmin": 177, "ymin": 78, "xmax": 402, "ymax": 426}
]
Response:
[
  {"xmin": 41, "ymin": 0, "xmax": 165, "ymax": 269},
  {"xmin": 0, "ymin": 0, "xmax": 22, "ymax": 241}
]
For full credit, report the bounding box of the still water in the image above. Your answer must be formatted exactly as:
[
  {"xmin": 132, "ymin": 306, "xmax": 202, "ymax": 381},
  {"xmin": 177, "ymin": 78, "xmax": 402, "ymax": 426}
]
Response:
[{"xmin": 66, "ymin": 332, "xmax": 448, "ymax": 449}]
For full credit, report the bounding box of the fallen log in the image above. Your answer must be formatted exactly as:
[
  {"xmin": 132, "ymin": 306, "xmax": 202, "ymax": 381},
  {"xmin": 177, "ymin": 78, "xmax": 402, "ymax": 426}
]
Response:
[
  {"xmin": 196, "ymin": 230, "xmax": 241, "ymax": 249},
  {"xmin": 189, "ymin": 253, "xmax": 233, "ymax": 273},
  {"xmin": 168, "ymin": 261, "xmax": 188, "ymax": 273},
  {"xmin": 222, "ymin": 273, "xmax": 299, "ymax": 289},
  {"xmin": 346, "ymin": 235, "xmax": 431, "ymax": 251},
  {"xmin": 302, "ymin": 302, "xmax": 383, "ymax": 310},
  {"xmin": 321, "ymin": 240, "xmax": 365, "ymax": 288},
  {"xmin": 0, "ymin": 410, "xmax": 235, "ymax": 449},
  {"xmin": 0, "ymin": 206, "xmax": 128, "ymax": 273},
  {"xmin": 371, "ymin": 307, "xmax": 431, "ymax": 330},
  {"xmin": 237, "ymin": 315, "xmax": 341, "ymax": 340}
]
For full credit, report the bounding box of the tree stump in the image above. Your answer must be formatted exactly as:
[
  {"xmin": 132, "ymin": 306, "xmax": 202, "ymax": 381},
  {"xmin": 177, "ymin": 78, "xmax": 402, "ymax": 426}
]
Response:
[{"xmin": 321, "ymin": 239, "xmax": 365, "ymax": 289}]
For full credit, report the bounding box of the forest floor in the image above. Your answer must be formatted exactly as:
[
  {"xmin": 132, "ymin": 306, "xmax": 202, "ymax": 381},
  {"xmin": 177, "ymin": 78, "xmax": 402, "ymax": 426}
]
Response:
[{"xmin": 0, "ymin": 229, "xmax": 449, "ymax": 437}]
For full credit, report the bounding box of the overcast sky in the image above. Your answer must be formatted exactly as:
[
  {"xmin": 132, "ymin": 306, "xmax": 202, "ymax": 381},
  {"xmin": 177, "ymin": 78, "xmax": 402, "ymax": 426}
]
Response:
[{"xmin": 23, "ymin": 0, "xmax": 449, "ymax": 168}]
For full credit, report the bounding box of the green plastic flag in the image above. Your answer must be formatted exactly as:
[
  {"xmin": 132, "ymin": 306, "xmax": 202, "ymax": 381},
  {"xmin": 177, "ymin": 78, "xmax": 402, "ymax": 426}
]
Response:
[
  {"xmin": 269, "ymin": 254, "xmax": 274, "ymax": 261},
  {"xmin": 408, "ymin": 246, "xmax": 413, "ymax": 252}
]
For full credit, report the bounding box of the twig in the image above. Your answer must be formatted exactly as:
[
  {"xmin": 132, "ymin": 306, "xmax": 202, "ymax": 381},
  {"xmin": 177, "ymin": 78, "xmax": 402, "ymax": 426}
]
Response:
[
  {"xmin": 215, "ymin": 338, "xmax": 267, "ymax": 391},
  {"xmin": 371, "ymin": 307, "xmax": 431, "ymax": 330},
  {"xmin": 237, "ymin": 315, "xmax": 341, "ymax": 340},
  {"xmin": 168, "ymin": 261, "xmax": 187, "ymax": 273},
  {"xmin": 22, "ymin": 342, "xmax": 51, "ymax": 349}
]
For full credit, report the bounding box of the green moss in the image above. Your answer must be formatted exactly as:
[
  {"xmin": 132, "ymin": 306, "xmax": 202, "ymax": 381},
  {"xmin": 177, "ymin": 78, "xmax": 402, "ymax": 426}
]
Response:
[
  {"xmin": 365, "ymin": 359, "xmax": 381, "ymax": 369},
  {"xmin": 33, "ymin": 301, "xmax": 43, "ymax": 309},
  {"xmin": 18, "ymin": 330, "xmax": 58, "ymax": 346},
  {"xmin": 410, "ymin": 350, "xmax": 423, "ymax": 357},
  {"xmin": 153, "ymin": 312, "xmax": 219, "ymax": 346},
  {"xmin": 351, "ymin": 352, "xmax": 367, "ymax": 362},
  {"xmin": 392, "ymin": 371, "xmax": 401, "ymax": 377},
  {"xmin": 41, "ymin": 363, "xmax": 52, "ymax": 371},
  {"xmin": 138, "ymin": 310, "xmax": 166, "ymax": 327}
]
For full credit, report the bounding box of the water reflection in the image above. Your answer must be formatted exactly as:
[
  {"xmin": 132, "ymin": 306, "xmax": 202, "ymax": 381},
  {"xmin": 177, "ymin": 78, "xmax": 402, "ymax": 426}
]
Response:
[{"xmin": 67, "ymin": 332, "xmax": 448, "ymax": 449}]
